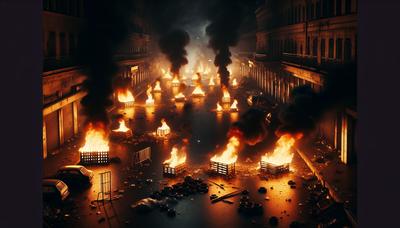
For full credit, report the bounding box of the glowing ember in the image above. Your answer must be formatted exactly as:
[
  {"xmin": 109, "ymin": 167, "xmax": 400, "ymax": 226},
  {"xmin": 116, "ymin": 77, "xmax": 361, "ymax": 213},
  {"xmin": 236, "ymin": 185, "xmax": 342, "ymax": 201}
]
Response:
[
  {"xmin": 209, "ymin": 76, "xmax": 215, "ymax": 86},
  {"xmin": 145, "ymin": 86, "xmax": 154, "ymax": 106},
  {"xmin": 192, "ymin": 85, "xmax": 205, "ymax": 97},
  {"xmin": 163, "ymin": 146, "xmax": 186, "ymax": 168},
  {"xmin": 216, "ymin": 102, "xmax": 223, "ymax": 112},
  {"xmin": 117, "ymin": 89, "xmax": 135, "ymax": 103},
  {"xmin": 161, "ymin": 68, "xmax": 173, "ymax": 79},
  {"xmin": 210, "ymin": 136, "xmax": 240, "ymax": 164},
  {"xmin": 172, "ymin": 76, "xmax": 180, "ymax": 86},
  {"xmin": 79, "ymin": 124, "xmax": 109, "ymax": 153},
  {"xmin": 230, "ymin": 99, "xmax": 238, "ymax": 111},
  {"xmin": 221, "ymin": 87, "xmax": 231, "ymax": 103},
  {"xmin": 112, "ymin": 119, "xmax": 130, "ymax": 133},
  {"xmin": 261, "ymin": 134, "xmax": 296, "ymax": 166},
  {"xmin": 156, "ymin": 119, "xmax": 171, "ymax": 137},
  {"xmin": 231, "ymin": 78, "xmax": 238, "ymax": 87},
  {"xmin": 174, "ymin": 92, "xmax": 186, "ymax": 101},
  {"xmin": 153, "ymin": 81, "xmax": 162, "ymax": 92}
]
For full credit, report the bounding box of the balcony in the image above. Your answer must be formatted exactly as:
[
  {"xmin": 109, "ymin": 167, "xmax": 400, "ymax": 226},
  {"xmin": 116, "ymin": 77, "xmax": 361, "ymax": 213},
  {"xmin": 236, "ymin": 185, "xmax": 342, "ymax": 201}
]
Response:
[{"xmin": 281, "ymin": 53, "xmax": 353, "ymax": 71}]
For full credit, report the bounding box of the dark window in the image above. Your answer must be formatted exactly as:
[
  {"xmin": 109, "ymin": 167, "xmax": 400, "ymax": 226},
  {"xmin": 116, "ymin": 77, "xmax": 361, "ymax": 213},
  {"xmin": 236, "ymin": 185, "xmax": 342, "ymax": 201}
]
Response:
[
  {"xmin": 312, "ymin": 38, "xmax": 318, "ymax": 57},
  {"xmin": 344, "ymin": 38, "xmax": 352, "ymax": 61},
  {"xmin": 303, "ymin": 6, "xmax": 306, "ymax": 21},
  {"xmin": 328, "ymin": 38, "xmax": 334, "ymax": 58},
  {"xmin": 322, "ymin": 0, "xmax": 328, "ymax": 17},
  {"xmin": 311, "ymin": 3, "xmax": 315, "ymax": 19},
  {"xmin": 47, "ymin": 31, "xmax": 56, "ymax": 57},
  {"xmin": 316, "ymin": 1, "xmax": 321, "ymax": 18},
  {"xmin": 306, "ymin": 37, "xmax": 310, "ymax": 55},
  {"xmin": 60, "ymin": 33, "xmax": 67, "ymax": 56},
  {"xmin": 300, "ymin": 44, "xmax": 303, "ymax": 55},
  {"xmin": 336, "ymin": 38, "xmax": 343, "ymax": 60},
  {"xmin": 321, "ymin": 38, "xmax": 326, "ymax": 58},
  {"xmin": 43, "ymin": 0, "xmax": 50, "ymax": 10},
  {"xmin": 328, "ymin": 0, "xmax": 335, "ymax": 17},
  {"xmin": 345, "ymin": 0, "xmax": 351, "ymax": 14},
  {"xmin": 336, "ymin": 0, "xmax": 342, "ymax": 16},
  {"xmin": 69, "ymin": 33, "xmax": 75, "ymax": 56}
]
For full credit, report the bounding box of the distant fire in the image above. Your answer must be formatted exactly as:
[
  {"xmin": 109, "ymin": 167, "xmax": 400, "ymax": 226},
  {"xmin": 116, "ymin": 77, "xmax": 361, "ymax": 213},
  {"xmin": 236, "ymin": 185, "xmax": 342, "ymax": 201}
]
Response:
[
  {"xmin": 231, "ymin": 78, "xmax": 238, "ymax": 87},
  {"xmin": 209, "ymin": 76, "xmax": 215, "ymax": 86},
  {"xmin": 117, "ymin": 89, "xmax": 135, "ymax": 104},
  {"xmin": 230, "ymin": 99, "xmax": 238, "ymax": 111},
  {"xmin": 156, "ymin": 119, "xmax": 171, "ymax": 137},
  {"xmin": 261, "ymin": 134, "xmax": 301, "ymax": 168},
  {"xmin": 163, "ymin": 146, "xmax": 186, "ymax": 168},
  {"xmin": 210, "ymin": 136, "xmax": 240, "ymax": 165},
  {"xmin": 79, "ymin": 124, "xmax": 109, "ymax": 153},
  {"xmin": 153, "ymin": 81, "xmax": 162, "ymax": 92},
  {"xmin": 172, "ymin": 75, "xmax": 180, "ymax": 86},
  {"xmin": 248, "ymin": 60, "xmax": 255, "ymax": 68},
  {"xmin": 112, "ymin": 119, "xmax": 130, "ymax": 133},
  {"xmin": 216, "ymin": 102, "xmax": 223, "ymax": 112},
  {"xmin": 174, "ymin": 92, "xmax": 186, "ymax": 102},
  {"xmin": 221, "ymin": 87, "xmax": 231, "ymax": 103},
  {"xmin": 145, "ymin": 85, "xmax": 154, "ymax": 106},
  {"xmin": 161, "ymin": 68, "xmax": 173, "ymax": 79}
]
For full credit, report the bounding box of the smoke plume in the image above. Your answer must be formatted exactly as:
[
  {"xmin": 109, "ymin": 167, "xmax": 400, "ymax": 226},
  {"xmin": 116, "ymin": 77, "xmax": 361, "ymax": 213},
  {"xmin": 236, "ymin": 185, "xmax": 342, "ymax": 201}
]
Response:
[
  {"xmin": 230, "ymin": 108, "xmax": 268, "ymax": 146},
  {"xmin": 205, "ymin": 0, "xmax": 244, "ymax": 88},
  {"xmin": 159, "ymin": 29, "xmax": 191, "ymax": 75},
  {"xmin": 278, "ymin": 65, "xmax": 357, "ymax": 135},
  {"xmin": 78, "ymin": 0, "xmax": 135, "ymax": 126}
]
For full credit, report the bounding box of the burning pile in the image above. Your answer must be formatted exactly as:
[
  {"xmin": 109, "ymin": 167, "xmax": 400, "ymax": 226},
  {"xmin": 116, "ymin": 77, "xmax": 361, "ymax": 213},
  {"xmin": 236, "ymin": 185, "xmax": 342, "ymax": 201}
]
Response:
[
  {"xmin": 209, "ymin": 75, "xmax": 215, "ymax": 86},
  {"xmin": 230, "ymin": 99, "xmax": 238, "ymax": 112},
  {"xmin": 145, "ymin": 85, "xmax": 154, "ymax": 106},
  {"xmin": 191, "ymin": 84, "xmax": 205, "ymax": 97},
  {"xmin": 117, "ymin": 89, "xmax": 135, "ymax": 107},
  {"xmin": 260, "ymin": 134, "xmax": 299, "ymax": 174},
  {"xmin": 163, "ymin": 146, "xmax": 187, "ymax": 176},
  {"xmin": 210, "ymin": 136, "xmax": 240, "ymax": 176},
  {"xmin": 153, "ymin": 80, "xmax": 162, "ymax": 92},
  {"xmin": 221, "ymin": 87, "xmax": 231, "ymax": 103},
  {"xmin": 172, "ymin": 75, "xmax": 180, "ymax": 87},
  {"xmin": 161, "ymin": 68, "xmax": 173, "ymax": 79},
  {"xmin": 111, "ymin": 119, "xmax": 132, "ymax": 139},
  {"xmin": 79, "ymin": 123, "xmax": 110, "ymax": 164},
  {"xmin": 156, "ymin": 119, "xmax": 171, "ymax": 137},
  {"xmin": 231, "ymin": 78, "xmax": 238, "ymax": 87},
  {"xmin": 174, "ymin": 92, "xmax": 186, "ymax": 102},
  {"xmin": 216, "ymin": 102, "xmax": 223, "ymax": 112}
]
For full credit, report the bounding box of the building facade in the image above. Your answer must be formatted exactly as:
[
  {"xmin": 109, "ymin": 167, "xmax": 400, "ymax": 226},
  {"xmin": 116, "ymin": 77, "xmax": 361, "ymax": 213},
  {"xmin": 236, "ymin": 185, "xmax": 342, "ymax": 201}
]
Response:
[
  {"xmin": 42, "ymin": 0, "xmax": 152, "ymax": 158},
  {"xmin": 243, "ymin": 0, "xmax": 357, "ymax": 164}
]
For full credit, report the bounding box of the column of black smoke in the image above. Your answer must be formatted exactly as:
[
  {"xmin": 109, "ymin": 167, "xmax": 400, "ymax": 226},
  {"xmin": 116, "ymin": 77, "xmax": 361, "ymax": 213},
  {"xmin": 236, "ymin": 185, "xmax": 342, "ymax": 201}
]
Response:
[
  {"xmin": 159, "ymin": 29, "xmax": 190, "ymax": 76},
  {"xmin": 77, "ymin": 0, "xmax": 134, "ymax": 126},
  {"xmin": 277, "ymin": 65, "xmax": 357, "ymax": 135},
  {"xmin": 205, "ymin": 0, "xmax": 244, "ymax": 88}
]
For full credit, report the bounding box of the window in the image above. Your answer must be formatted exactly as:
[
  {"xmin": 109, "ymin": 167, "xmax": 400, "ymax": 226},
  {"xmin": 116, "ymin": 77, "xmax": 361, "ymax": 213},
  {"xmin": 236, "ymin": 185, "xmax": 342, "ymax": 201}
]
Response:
[
  {"xmin": 336, "ymin": 38, "xmax": 343, "ymax": 60},
  {"xmin": 321, "ymin": 38, "xmax": 326, "ymax": 59},
  {"xmin": 345, "ymin": 0, "xmax": 351, "ymax": 14},
  {"xmin": 336, "ymin": 0, "xmax": 342, "ymax": 16},
  {"xmin": 306, "ymin": 37, "xmax": 310, "ymax": 55},
  {"xmin": 69, "ymin": 33, "xmax": 75, "ymax": 56},
  {"xmin": 316, "ymin": 1, "xmax": 321, "ymax": 18},
  {"xmin": 322, "ymin": 0, "xmax": 328, "ymax": 17},
  {"xmin": 47, "ymin": 31, "xmax": 56, "ymax": 57},
  {"xmin": 312, "ymin": 38, "xmax": 318, "ymax": 57},
  {"xmin": 344, "ymin": 38, "xmax": 352, "ymax": 61},
  {"xmin": 328, "ymin": 0, "xmax": 335, "ymax": 17},
  {"xmin": 60, "ymin": 33, "xmax": 67, "ymax": 56},
  {"xmin": 311, "ymin": 3, "xmax": 315, "ymax": 19},
  {"xmin": 328, "ymin": 38, "xmax": 334, "ymax": 58}
]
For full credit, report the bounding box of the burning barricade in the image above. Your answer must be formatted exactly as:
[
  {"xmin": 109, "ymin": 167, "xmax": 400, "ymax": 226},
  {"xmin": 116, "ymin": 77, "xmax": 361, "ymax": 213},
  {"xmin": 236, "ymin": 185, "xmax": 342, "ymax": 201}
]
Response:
[
  {"xmin": 153, "ymin": 80, "xmax": 162, "ymax": 92},
  {"xmin": 210, "ymin": 136, "xmax": 240, "ymax": 176},
  {"xmin": 156, "ymin": 119, "xmax": 171, "ymax": 137},
  {"xmin": 117, "ymin": 89, "xmax": 135, "ymax": 107},
  {"xmin": 221, "ymin": 87, "xmax": 231, "ymax": 103},
  {"xmin": 230, "ymin": 99, "xmax": 239, "ymax": 112},
  {"xmin": 174, "ymin": 92, "xmax": 186, "ymax": 102},
  {"xmin": 111, "ymin": 119, "xmax": 132, "ymax": 139},
  {"xmin": 145, "ymin": 85, "xmax": 155, "ymax": 106},
  {"xmin": 172, "ymin": 75, "xmax": 180, "ymax": 87},
  {"xmin": 231, "ymin": 78, "xmax": 238, "ymax": 87},
  {"xmin": 79, "ymin": 123, "xmax": 110, "ymax": 165},
  {"xmin": 163, "ymin": 146, "xmax": 187, "ymax": 176},
  {"xmin": 260, "ymin": 134, "xmax": 300, "ymax": 174},
  {"xmin": 161, "ymin": 68, "xmax": 173, "ymax": 79}
]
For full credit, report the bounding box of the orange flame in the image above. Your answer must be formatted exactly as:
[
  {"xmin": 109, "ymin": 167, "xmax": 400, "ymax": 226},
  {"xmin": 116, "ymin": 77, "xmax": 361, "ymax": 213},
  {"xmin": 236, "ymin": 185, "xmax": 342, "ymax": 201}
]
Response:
[
  {"xmin": 79, "ymin": 124, "xmax": 109, "ymax": 153},
  {"xmin": 192, "ymin": 85, "xmax": 205, "ymax": 96},
  {"xmin": 164, "ymin": 146, "xmax": 186, "ymax": 168},
  {"xmin": 145, "ymin": 85, "xmax": 154, "ymax": 106},
  {"xmin": 230, "ymin": 99, "xmax": 238, "ymax": 111},
  {"xmin": 117, "ymin": 89, "xmax": 135, "ymax": 103},
  {"xmin": 161, "ymin": 68, "xmax": 173, "ymax": 79},
  {"xmin": 157, "ymin": 119, "xmax": 171, "ymax": 137},
  {"xmin": 153, "ymin": 81, "xmax": 162, "ymax": 92},
  {"xmin": 209, "ymin": 76, "xmax": 215, "ymax": 86},
  {"xmin": 192, "ymin": 73, "xmax": 199, "ymax": 81},
  {"xmin": 112, "ymin": 119, "xmax": 130, "ymax": 133},
  {"xmin": 231, "ymin": 78, "xmax": 238, "ymax": 87},
  {"xmin": 261, "ymin": 134, "xmax": 297, "ymax": 166},
  {"xmin": 172, "ymin": 75, "xmax": 180, "ymax": 86},
  {"xmin": 221, "ymin": 87, "xmax": 231, "ymax": 103},
  {"xmin": 174, "ymin": 92, "xmax": 186, "ymax": 101},
  {"xmin": 210, "ymin": 136, "xmax": 240, "ymax": 164},
  {"xmin": 216, "ymin": 102, "xmax": 223, "ymax": 112}
]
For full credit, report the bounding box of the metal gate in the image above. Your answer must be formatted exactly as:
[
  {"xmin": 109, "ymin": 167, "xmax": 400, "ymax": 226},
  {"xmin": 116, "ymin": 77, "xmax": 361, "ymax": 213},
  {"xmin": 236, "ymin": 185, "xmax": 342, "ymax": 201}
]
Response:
[
  {"xmin": 97, "ymin": 171, "xmax": 112, "ymax": 203},
  {"xmin": 131, "ymin": 147, "xmax": 151, "ymax": 166}
]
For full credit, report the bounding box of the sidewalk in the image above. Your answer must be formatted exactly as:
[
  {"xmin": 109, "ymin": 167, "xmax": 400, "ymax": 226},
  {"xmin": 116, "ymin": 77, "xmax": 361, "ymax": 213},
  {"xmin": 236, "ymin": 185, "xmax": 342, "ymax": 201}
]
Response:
[{"xmin": 296, "ymin": 140, "xmax": 357, "ymax": 225}]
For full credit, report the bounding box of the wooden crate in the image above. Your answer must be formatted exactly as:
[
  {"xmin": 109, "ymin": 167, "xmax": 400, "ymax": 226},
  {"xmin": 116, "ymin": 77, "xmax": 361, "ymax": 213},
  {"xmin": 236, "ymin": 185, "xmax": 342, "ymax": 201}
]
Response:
[
  {"xmin": 120, "ymin": 101, "xmax": 134, "ymax": 108},
  {"xmin": 163, "ymin": 163, "xmax": 186, "ymax": 176},
  {"xmin": 110, "ymin": 129, "xmax": 133, "ymax": 139},
  {"xmin": 210, "ymin": 161, "xmax": 235, "ymax": 176},
  {"xmin": 260, "ymin": 161, "xmax": 289, "ymax": 174},
  {"xmin": 80, "ymin": 151, "xmax": 109, "ymax": 165}
]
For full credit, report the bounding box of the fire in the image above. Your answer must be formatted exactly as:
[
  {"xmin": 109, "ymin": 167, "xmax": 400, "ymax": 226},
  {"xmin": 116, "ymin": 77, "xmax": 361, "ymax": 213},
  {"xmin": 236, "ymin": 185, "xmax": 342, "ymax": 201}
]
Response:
[
  {"xmin": 145, "ymin": 85, "xmax": 154, "ymax": 106},
  {"xmin": 161, "ymin": 68, "xmax": 173, "ymax": 79},
  {"xmin": 248, "ymin": 60, "xmax": 255, "ymax": 68},
  {"xmin": 216, "ymin": 102, "xmax": 223, "ymax": 112},
  {"xmin": 221, "ymin": 87, "xmax": 231, "ymax": 103},
  {"xmin": 209, "ymin": 76, "xmax": 215, "ymax": 86},
  {"xmin": 230, "ymin": 99, "xmax": 238, "ymax": 111},
  {"xmin": 174, "ymin": 92, "xmax": 186, "ymax": 101},
  {"xmin": 231, "ymin": 78, "xmax": 238, "ymax": 87},
  {"xmin": 117, "ymin": 89, "xmax": 134, "ymax": 103},
  {"xmin": 79, "ymin": 124, "xmax": 109, "ymax": 153},
  {"xmin": 192, "ymin": 85, "xmax": 205, "ymax": 97},
  {"xmin": 112, "ymin": 119, "xmax": 130, "ymax": 133},
  {"xmin": 210, "ymin": 136, "xmax": 240, "ymax": 164},
  {"xmin": 156, "ymin": 119, "xmax": 171, "ymax": 137},
  {"xmin": 192, "ymin": 73, "xmax": 199, "ymax": 81},
  {"xmin": 172, "ymin": 75, "xmax": 180, "ymax": 86},
  {"xmin": 153, "ymin": 81, "xmax": 162, "ymax": 92},
  {"xmin": 163, "ymin": 146, "xmax": 186, "ymax": 168},
  {"xmin": 261, "ymin": 134, "xmax": 296, "ymax": 166}
]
